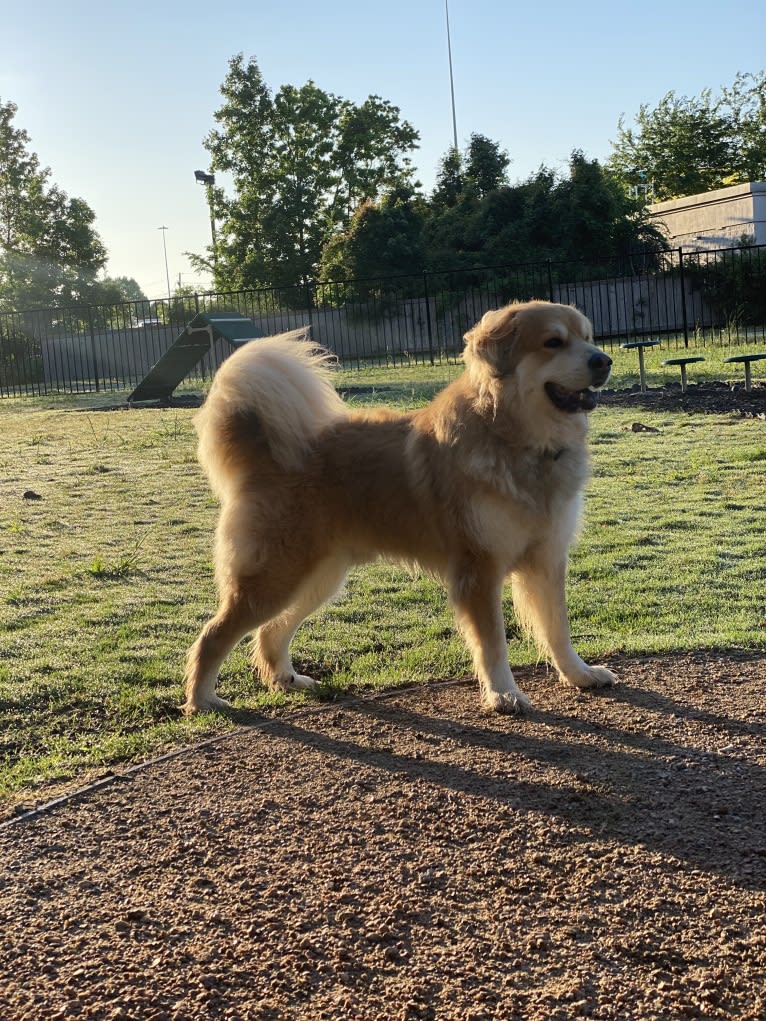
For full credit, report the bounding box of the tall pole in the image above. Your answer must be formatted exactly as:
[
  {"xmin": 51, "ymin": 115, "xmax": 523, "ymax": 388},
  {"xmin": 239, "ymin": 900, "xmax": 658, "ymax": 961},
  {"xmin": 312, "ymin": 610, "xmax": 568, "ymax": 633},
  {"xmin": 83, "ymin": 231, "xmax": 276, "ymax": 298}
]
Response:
[
  {"xmin": 206, "ymin": 184, "xmax": 218, "ymax": 270},
  {"xmin": 445, "ymin": 0, "xmax": 459, "ymax": 151},
  {"xmin": 194, "ymin": 171, "xmax": 218, "ymax": 277},
  {"xmin": 158, "ymin": 226, "xmax": 171, "ymax": 303}
]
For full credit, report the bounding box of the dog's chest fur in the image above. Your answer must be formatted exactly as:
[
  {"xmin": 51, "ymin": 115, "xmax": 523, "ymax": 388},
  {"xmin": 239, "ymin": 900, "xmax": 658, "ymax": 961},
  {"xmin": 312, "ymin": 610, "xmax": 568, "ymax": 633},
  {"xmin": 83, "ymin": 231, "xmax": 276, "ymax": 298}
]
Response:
[{"xmin": 465, "ymin": 446, "xmax": 587, "ymax": 566}]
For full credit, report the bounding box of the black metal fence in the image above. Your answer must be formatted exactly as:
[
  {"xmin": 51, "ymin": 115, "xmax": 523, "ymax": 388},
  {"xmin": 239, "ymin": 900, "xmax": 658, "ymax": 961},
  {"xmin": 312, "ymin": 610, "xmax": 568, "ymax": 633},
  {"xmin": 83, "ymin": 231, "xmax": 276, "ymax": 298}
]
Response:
[{"xmin": 2, "ymin": 244, "xmax": 765, "ymax": 397}]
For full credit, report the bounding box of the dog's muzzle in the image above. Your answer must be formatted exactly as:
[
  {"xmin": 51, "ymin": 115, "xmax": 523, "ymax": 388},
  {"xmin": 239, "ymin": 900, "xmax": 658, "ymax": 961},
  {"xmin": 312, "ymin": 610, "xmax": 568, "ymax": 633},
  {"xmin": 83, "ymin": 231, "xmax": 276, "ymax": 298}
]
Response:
[{"xmin": 545, "ymin": 350, "xmax": 612, "ymax": 414}]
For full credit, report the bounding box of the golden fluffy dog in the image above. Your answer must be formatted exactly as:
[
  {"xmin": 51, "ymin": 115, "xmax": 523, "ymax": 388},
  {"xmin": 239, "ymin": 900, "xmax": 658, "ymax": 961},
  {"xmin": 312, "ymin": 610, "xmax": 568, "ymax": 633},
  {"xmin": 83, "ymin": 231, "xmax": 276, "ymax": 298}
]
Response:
[{"xmin": 184, "ymin": 300, "xmax": 616, "ymax": 715}]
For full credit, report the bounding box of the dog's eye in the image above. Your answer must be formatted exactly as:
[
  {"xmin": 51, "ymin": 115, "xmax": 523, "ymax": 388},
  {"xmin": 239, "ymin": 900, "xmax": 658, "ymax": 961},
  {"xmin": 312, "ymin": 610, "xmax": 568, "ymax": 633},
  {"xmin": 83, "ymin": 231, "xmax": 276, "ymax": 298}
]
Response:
[{"xmin": 544, "ymin": 337, "xmax": 564, "ymax": 349}]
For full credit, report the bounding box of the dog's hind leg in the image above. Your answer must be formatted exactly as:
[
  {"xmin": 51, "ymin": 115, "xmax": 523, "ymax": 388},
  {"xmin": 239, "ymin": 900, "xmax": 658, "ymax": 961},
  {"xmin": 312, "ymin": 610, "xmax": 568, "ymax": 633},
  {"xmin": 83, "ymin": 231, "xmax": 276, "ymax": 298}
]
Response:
[
  {"xmin": 252, "ymin": 556, "xmax": 350, "ymax": 693},
  {"xmin": 183, "ymin": 587, "xmax": 260, "ymax": 714},
  {"xmin": 512, "ymin": 554, "xmax": 616, "ymax": 691},
  {"xmin": 449, "ymin": 562, "xmax": 532, "ymax": 714}
]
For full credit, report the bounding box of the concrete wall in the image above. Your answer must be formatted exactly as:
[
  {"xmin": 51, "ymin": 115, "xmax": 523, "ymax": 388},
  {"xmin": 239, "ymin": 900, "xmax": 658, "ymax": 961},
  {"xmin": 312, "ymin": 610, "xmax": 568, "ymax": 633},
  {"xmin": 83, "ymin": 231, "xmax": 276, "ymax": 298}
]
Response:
[{"xmin": 649, "ymin": 181, "xmax": 766, "ymax": 251}]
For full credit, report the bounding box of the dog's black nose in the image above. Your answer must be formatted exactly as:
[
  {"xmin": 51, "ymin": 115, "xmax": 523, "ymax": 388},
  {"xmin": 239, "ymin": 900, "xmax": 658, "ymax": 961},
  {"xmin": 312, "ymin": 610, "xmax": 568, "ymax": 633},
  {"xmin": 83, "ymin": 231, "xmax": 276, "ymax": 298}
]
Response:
[
  {"xmin": 588, "ymin": 352, "xmax": 612, "ymax": 371},
  {"xmin": 588, "ymin": 350, "xmax": 612, "ymax": 387}
]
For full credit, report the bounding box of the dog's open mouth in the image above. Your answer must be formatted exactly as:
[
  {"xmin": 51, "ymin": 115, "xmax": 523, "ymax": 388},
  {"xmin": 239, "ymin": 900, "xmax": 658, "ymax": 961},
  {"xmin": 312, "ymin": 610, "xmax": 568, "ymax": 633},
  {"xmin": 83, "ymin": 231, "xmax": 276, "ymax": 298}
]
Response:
[{"xmin": 545, "ymin": 382, "xmax": 599, "ymax": 413}]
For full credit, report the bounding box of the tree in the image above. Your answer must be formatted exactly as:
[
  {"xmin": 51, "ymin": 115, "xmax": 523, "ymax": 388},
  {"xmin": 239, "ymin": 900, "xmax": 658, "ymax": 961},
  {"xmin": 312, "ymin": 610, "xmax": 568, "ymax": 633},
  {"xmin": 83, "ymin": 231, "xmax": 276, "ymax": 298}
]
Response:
[
  {"xmin": 319, "ymin": 185, "xmax": 426, "ymax": 289},
  {"xmin": 95, "ymin": 276, "xmax": 147, "ymax": 304},
  {"xmin": 334, "ymin": 97, "xmax": 419, "ymax": 218},
  {"xmin": 424, "ymin": 151, "xmax": 665, "ymax": 273},
  {"xmin": 608, "ymin": 72, "xmax": 766, "ymax": 201},
  {"xmin": 553, "ymin": 151, "xmax": 665, "ymax": 264},
  {"xmin": 430, "ymin": 134, "xmax": 510, "ymax": 210},
  {"xmin": 426, "ymin": 135, "xmax": 511, "ymax": 268},
  {"xmin": 196, "ymin": 54, "xmax": 419, "ymax": 293},
  {"xmin": 431, "ymin": 147, "xmax": 464, "ymax": 210},
  {"xmin": 720, "ymin": 71, "xmax": 766, "ymax": 184},
  {"xmin": 0, "ymin": 99, "xmax": 107, "ymax": 311},
  {"xmin": 465, "ymin": 133, "xmax": 510, "ymax": 197}
]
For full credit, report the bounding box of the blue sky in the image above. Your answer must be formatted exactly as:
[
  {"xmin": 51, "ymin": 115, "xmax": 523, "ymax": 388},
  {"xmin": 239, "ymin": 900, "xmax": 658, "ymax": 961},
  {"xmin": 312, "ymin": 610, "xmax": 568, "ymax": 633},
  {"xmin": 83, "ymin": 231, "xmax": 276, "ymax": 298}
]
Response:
[{"xmin": 3, "ymin": 0, "xmax": 764, "ymax": 300}]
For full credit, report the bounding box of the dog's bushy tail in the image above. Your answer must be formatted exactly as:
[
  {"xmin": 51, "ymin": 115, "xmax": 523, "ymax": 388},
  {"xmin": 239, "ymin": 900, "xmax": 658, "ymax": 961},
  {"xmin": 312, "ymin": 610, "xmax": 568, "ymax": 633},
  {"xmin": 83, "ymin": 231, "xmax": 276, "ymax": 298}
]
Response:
[{"xmin": 195, "ymin": 329, "xmax": 347, "ymax": 495}]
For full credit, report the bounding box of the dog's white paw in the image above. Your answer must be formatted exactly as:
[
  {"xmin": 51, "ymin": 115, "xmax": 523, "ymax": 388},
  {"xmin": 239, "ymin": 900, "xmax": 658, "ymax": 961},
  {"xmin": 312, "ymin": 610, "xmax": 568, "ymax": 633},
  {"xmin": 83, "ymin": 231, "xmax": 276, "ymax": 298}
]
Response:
[
  {"xmin": 272, "ymin": 672, "xmax": 319, "ymax": 693},
  {"xmin": 182, "ymin": 693, "xmax": 233, "ymax": 716},
  {"xmin": 561, "ymin": 665, "xmax": 616, "ymax": 691},
  {"xmin": 482, "ymin": 688, "xmax": 533, "ymax": 714}
]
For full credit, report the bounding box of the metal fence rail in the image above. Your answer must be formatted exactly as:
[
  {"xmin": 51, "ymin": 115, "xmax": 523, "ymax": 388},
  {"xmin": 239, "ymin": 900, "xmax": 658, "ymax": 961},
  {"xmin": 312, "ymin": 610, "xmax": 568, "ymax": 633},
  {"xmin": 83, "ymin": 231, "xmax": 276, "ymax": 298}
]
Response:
[{"xmin": 2, "ymin": 244, "xmax": 765, "ymax": 397}]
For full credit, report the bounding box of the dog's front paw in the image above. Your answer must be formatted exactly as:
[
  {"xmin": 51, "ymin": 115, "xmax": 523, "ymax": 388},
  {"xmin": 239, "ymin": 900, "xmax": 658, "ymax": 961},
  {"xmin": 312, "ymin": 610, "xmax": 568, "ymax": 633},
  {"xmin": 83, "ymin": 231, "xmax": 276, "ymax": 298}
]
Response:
[
  {"xmin": 272, "ymin": 672, "xmax": 318, "ymax": 693},
  {"xmin": 290, "ymin": 672, "xmax": 319, "ymax": 691},
  {"xmin": 182, "ymin": 693, "xmax": 234, "ymax": 716},
  {"xmin": 482, "ymin": 687, "xmax": 533, "ymax": 714},
  {"xmin": 561, "ymin": 665, "xmax": 616, "ymax": 691}
]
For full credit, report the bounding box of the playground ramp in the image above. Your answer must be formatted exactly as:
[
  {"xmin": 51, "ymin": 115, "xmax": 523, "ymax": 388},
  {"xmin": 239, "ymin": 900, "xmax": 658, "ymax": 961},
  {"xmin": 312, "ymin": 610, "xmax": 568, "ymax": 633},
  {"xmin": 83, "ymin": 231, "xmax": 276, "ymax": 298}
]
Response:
[{"xmin": 127, "ymin": 312, "xmax": 263, "ymax": 403}]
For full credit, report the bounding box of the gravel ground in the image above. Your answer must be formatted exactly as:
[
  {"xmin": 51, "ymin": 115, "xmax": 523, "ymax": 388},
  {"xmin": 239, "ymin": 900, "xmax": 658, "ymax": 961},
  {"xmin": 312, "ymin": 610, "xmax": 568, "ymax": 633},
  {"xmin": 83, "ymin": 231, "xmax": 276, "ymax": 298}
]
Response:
[{"xmin": 1, "ymin": 651, "xmax": 765, "ymax": 1020}]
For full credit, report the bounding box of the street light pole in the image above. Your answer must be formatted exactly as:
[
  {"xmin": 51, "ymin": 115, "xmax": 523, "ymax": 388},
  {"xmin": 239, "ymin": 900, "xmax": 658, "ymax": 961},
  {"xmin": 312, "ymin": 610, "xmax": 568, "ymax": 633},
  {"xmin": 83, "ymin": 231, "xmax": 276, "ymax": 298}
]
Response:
[
  {"xmin": 194, "ymin": 170, "xmax": 218, "ymax": 273},
  {"xmin": 158, "ymin": 226, "xmax": 171, "ymax": 303}
]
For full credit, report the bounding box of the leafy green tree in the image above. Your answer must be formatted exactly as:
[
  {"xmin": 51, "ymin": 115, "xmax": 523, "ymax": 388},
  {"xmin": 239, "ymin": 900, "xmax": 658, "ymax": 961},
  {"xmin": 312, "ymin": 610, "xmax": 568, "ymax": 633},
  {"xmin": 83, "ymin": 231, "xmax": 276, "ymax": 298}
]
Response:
[
  {"xmin": 334, "ymin": 97, "xmax": 419, "ymax": 218},
  {"xmin": 196, "ymin": 54, "xmax": 419, "ymax": 293},
  {"xmin": 554, "ymin": 151, "xmax": 665, "ymax": 263},
  {"xmin": 430, "ymin": 134, "xmax": 510, "ymax": 211},
  {"xmin": 425, "ymin": 135, "xmax": 512, "ymax": 267},
  {"xmin": 425, "ymin": 151, "xmax": 665, "ymax": 272},
  {"xmin": 465, "ymin": 133, "xmax": 511, "ymax": 197},
  {"xmin": 608, "ymin": 72, "xmax": 766, "ymax": 200},
  {"xmin": 0, "ymin": 99, "xmax": 107, "ymax": 311},
  {"xmin": 94, "ymin": 276, "xmax": 147, "ymax": 304},
  {"xmin": 431, "ymin": 147, "xmax": 464, "ymax": 210},
  {"xmin": 720, "ymin": 71, "xmax": 766, "ymax": 184},
  {"xmin": 319, "ymin": 185, "xmax": 426, "ymax": 289}
]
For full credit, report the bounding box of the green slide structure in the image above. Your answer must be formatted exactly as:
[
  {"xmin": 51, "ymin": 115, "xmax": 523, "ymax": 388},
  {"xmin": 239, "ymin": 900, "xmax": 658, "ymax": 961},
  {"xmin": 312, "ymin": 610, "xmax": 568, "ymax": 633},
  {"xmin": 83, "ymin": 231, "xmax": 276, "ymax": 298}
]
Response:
[{"xmin": 128, "ymin": 312, "xmax": 263, "ymax": 403}]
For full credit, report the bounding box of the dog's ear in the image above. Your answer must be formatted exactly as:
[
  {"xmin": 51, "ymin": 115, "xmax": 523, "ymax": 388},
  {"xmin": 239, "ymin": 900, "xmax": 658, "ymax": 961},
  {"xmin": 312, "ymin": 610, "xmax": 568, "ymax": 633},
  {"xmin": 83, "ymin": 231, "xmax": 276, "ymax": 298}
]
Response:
[{"xmin": 464, "ymin": 304, "xmax": 523, "ymax": 377}]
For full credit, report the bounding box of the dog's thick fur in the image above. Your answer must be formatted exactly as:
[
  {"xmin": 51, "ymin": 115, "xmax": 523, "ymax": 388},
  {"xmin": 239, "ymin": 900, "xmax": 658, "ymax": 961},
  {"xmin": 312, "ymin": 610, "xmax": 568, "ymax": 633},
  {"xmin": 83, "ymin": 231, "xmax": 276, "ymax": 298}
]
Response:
[{"xmin": 184, "ymin": 300, "xmax": 616, "ymax": 715}]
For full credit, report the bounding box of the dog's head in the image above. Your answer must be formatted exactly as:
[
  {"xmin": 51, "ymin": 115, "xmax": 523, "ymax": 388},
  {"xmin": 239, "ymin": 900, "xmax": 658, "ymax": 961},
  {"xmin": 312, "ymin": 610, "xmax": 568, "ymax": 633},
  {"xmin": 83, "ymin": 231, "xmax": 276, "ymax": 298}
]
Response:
[{"xmin": 464, "ymin": 301, "xmax": 612, "ymax": 415}]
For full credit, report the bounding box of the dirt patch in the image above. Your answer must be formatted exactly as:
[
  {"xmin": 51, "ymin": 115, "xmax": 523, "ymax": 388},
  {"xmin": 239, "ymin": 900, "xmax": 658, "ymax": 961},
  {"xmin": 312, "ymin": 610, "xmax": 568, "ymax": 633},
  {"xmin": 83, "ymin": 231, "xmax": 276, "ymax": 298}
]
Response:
[
  {"xmin": 1, "ymin": 651, "xmax": 764, "ymax": 1020},
  {"xmin": 599, "ymin": 381, "xmax": 766, "ymax": 417}
]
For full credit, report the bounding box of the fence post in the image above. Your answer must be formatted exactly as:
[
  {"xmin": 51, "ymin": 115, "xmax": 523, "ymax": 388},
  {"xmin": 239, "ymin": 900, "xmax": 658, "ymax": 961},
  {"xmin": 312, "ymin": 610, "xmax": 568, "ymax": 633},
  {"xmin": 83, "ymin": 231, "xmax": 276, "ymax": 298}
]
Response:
[
  {"xmin": 546, "ymin": 260, "xmax": 555, "ymax": 302},
  {"xmin": 677, "ymin": 247, "xmax": 690, "ymax": 348},
  {"xmin": 423, "ymin": 271, "xmax": 435, "ymax": 365},
  {"xmin": 303, "ymin": 278, "xmax": 315, "ymax": 336},
  {"xmin": 87, "ymin": 306, "xmax": 100, "ymax": 392}
]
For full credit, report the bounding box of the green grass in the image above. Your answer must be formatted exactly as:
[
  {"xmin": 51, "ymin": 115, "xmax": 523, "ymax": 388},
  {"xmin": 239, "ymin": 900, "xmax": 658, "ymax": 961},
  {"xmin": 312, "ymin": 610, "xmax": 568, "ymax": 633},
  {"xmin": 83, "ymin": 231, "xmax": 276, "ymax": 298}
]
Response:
[{"xmin": 1, "ymin": 369, "xmax": 765, "ymax": 804}]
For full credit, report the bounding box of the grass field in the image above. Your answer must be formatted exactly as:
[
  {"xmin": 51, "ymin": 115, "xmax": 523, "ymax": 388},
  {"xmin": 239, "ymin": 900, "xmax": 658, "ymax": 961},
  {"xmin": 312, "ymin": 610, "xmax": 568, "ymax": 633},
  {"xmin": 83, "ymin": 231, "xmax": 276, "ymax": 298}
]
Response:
[{"xmin": 1, "ymin": 359, "xmax": 765, "ymax": 804}]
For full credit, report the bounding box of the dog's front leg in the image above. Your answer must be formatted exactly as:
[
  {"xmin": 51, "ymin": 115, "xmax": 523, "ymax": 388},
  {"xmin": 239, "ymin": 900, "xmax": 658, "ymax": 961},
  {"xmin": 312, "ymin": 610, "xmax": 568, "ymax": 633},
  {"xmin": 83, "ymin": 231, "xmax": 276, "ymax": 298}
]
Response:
[
  {"xmin": 512, "ymin": 555, "xmax": 615, "ymax": 692},
  {"xmin": 449, "ymin": 564, "xmax": 532, "ymax": 714}
]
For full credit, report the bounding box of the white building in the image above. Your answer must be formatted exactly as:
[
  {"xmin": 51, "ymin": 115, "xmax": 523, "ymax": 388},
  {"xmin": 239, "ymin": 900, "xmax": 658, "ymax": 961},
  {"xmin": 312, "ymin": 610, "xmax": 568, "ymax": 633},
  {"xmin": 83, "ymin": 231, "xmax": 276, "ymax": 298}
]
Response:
[{"xmin": 648, "ymin": 181, "xmax": 766, "ymax": 252}]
